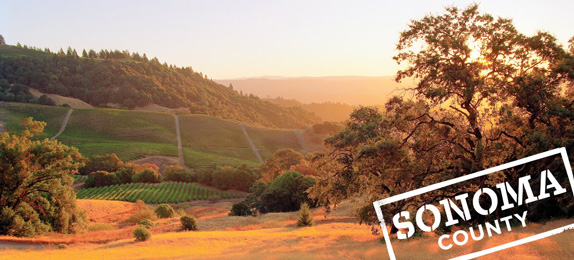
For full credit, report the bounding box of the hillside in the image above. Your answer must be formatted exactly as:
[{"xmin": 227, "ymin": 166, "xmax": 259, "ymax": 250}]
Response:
[
  {"xmin": 0, "ymin": 45, "xmax": 319, "ymax": 128},
  {"xmin": 0, "ymin": 102, "xmax": 327, "ymax": 168}
]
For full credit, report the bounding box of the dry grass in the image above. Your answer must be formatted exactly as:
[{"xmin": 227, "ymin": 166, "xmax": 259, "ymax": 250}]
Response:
[{"xmin": 2, "ymin": 200, "xmax": 574, "ymax": 259}]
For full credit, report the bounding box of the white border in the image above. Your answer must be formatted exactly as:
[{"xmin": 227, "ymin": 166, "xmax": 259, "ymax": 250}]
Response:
[{"xmin": 373, "ymin": 147, "xmax": 574, "ymax": 260}]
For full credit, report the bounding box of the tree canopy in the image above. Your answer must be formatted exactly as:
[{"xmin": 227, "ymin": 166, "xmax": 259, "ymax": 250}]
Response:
[
  {"xmin": 0, "ymin": 118, "xmax": 87, "ymax": 236},
  {"xmin": 310, "ymin": 4, "xmax": 574, "ymax": 225}
]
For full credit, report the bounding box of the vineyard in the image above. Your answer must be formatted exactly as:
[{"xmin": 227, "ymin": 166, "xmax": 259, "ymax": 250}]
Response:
[{"xmin": 76, "ymin": 182, "xmax": 243, "ymax": 204}]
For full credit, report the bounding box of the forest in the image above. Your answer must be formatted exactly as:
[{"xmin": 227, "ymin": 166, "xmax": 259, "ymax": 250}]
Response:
[{"xmin": 0, "ymin": 44, "xmax": 319, "ymax": 128}]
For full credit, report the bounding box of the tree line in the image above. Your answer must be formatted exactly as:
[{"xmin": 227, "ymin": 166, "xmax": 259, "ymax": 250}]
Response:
[{"xmin": 0, "ymin": 44, "xmax": 319, "ymax": 128}]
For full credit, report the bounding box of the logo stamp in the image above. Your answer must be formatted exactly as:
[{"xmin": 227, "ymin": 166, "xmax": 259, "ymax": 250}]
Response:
[{"xmin": 373, "ymin": 147, "xmax": 574, "ymax": 260}]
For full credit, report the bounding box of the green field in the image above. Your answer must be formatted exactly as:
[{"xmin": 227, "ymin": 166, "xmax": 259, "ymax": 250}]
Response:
[
  {"xmin": 75, "ymin": 181, "xmax": 243, "ymax": 203},
  {"xmin": 1, "ymin": 102, "xmax": 322, "ymax": 167},
  {"xmin": 179, "ymin": 114, "xmax": 260, "ymax": 167},
  {"xmin": 57, "ymin": 109, "xmax": 179, "ymax": 160},
  {"xmin": 244, "ymin": 125, "xmax": 302, "ymax": 158},
  {"xmin": 0, "ymin": 102, "xmax": 70, "ymax": 139}
]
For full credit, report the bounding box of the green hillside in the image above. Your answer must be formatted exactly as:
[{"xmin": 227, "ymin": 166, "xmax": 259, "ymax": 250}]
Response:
[
  {"xmin": 0, "ymin": 102, "xmax": 69, "ymax": 139},
  {"xmin": 0, "ymin": 44, "xmax": 319, "ymax": 128},
  {"xmin": 0, "ymin": 103, "xmax": 325, "ymax": 168}
]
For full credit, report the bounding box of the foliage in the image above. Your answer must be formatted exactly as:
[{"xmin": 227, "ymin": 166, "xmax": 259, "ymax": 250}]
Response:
[
  {"xmin": 138, "ymin": 219, "xmax": 154, "ymax": 229},
  {"xmin": 180, "ymin": 215, "xmax": 198, "ymax": 231},
  {"xmin": 232, "ymin": 171, "xmax": 316, "ymax": 215},
  {"xmin": 163, "ymin": 165, "xmax": 195, "ymax": 182},
  {"xmin": 228, "ymin": 201, "xmax": 252, "ymax": 216},
  {"xmin": 296, "ymin": 202, "xmax": 314, "ymax": 227},
  {"xmin": 84, "ymin": 171, "xmax": 120, "ymax": 188},
  {"xmin": 133, "ymin": 226, "xmax": 151, "ymax": 241},
  {"xmin": 197, "ymin": 164, "xmax": 259, "ymax": 192},
  {"xmin": 79, "ymin": 154, "xmax": 124, "ymax": 175},
  {"xmin": 309, "ymin": 4, "xmax": 574, "ymax": 225},
  {"xmin": 132, "ymin": 169, "xmax": 161, "ymax": 183},
  {"xmin": 0, "ymin": 118, "xmax": 87, "ymax": 236},
  {"xmin": 0, "ymin": 45, "xmax": 319, "ymax": 128},
  {"xmin": 260, "ymin": 149, "xmax": 304, "ymax": 182},
  {"xmin": 154, "ymin": 204, "xmax": 176, "ymax": 219},
  {"xmin": 126, "ymin": 209, "xmax": 157, "ymax": 225}
]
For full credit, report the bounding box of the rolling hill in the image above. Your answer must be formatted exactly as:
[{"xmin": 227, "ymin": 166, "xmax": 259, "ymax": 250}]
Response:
[
  {"xmin": 0, "ymin": 44, "xmax": 319, "ymax": 128},
  {"xmin": 0, "ymin": 102, "xmax": 328, "ymax": 169}
]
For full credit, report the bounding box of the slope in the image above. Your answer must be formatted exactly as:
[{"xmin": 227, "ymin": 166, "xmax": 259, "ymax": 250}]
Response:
[{"xmin": 0, "ymin": 45, "xmax": 319, "ymax": 128}]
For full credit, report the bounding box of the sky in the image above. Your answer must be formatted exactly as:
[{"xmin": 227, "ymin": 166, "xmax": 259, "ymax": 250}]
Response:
[{"xmin": 0, "ymin": 0, "xmax": 572, "ymax": 79}]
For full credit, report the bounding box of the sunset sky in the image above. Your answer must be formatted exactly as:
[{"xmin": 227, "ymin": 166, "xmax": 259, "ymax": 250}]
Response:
[{"xmin": 1, "ymin": 0, "xmax": 572, "ymax": 79}]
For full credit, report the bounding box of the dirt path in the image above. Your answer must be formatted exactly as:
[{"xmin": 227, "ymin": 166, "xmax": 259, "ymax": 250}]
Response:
[
  {"xmin": 241, "ymin": 124, "xmax": 264, "ymax": 164},
  {"xmin": 294, "ymin": 129, "xmax": 308, "ymax": 154},
  {"xmin": 174, "ymin": 115, "xmax": 185, "ymax": 167},
  {"xmin": 50, "ymin": 108, "xmax": 73, "ymax": 141}
]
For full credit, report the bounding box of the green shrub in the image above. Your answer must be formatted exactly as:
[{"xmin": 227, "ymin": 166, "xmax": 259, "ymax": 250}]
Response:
[
  {"xmin": 132, "ymin": 169, "xmax": 161, "ymax": 183},
  {"xmin": 229, "ymin": 201, "xmax": 251, "ymax": 216},
  {"xmin": 154, "ymin": 204, "xmax": 176, "ymax": 218},
  {"xmin": 139, "ymin": 219, "xmax": 153, "ymax": 229},
  {"xmin": 133, "ymin": 226, "xmax": 151, "ymax": 241},
  {"xmin": 126, "ymin": 209, "xmax": 157, "ymax": 224},
  {"xmin": 180, "ymin": 216, "xmax": 198, "ymax": 231},
  {"xmin": 296, "ymin": 202, "xmax": 313, "ymax": 227}
]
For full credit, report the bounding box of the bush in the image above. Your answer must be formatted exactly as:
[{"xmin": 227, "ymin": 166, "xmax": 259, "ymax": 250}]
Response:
[
  {"xmin": 296, "ymin": 202, "xmax": 314, "ymax": 227},
  {"xmin": 56, "ymin": 244, "xmax": 68, "ymax": 249},
  {"xmin": 133, "ymin": 227, "xmax": 151, "ymax": 241},
  {"xmin": 132, "ymin": 169, "xmax": 161, "ymax": 183},
  {"xmin": 229, "ymin": 201, "xmax": 252, "ymax": 216},
  {"xmin": 164, "ymin": 165, "xmax": 196, "ymax": 182},
  {"xmin": 84, "ymin": 171, "xmax": 119, "ymax": 188},
  {"xmin": 180, "ymin": 216, "xmax": 198, "ymax": 231},
  {"xmin": 80, "ymin": 154, "xmax": 124, "ymax": 175},
  {"xmin": 155, "ymin": 204, "xmax": 176, "ymax": 218},
  {"xmin": 126, "ymin": 209, "xmax": 157, "ymax": 224},
  {"xmin": 139, "ymin": 219, "xmax": 153, "ymax": 229}
]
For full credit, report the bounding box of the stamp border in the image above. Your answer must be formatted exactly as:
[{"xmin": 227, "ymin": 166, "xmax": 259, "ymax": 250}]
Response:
[{"xmin": 373, "ymin": 147, "xmax": 574, "ymax": 260}]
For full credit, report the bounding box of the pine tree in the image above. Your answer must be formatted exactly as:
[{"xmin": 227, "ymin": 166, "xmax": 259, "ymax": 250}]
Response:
[{"xmin": 296, "ymin": 202, "xmax": 313, "ymax": 227}]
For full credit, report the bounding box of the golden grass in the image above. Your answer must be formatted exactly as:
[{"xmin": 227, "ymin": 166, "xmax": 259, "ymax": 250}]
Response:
[{"xmin": 2, "ymin": 200, "xmax": 574, "ymax": 259}]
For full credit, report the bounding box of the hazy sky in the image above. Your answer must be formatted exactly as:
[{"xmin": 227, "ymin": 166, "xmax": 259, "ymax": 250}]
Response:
[{"xmin": 1, "ymin": 0, "xmax": 572, "ymax": 79}]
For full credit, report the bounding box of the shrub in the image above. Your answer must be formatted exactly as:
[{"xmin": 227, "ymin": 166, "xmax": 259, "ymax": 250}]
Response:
[
  {"xmin": 296, "ymin": 202, "xmax": 314, "ymax": 227},
  {"xmin": 155, "ymin": 204, "xmax": 176, "ymax": 218},
  {"xmin": 126, "ymin": 209, "xmax": 157, "ymax": 224},
  {"xmin": 56, "ymin": 244, "xmax": 68, "ymax": 249},
  {"xmin": 133, "ymin": 227, "xmax": 151, "ymax": 241},
  {"xmin": 164, "ymin": 165, "xmax": 196, "ymax": 182},
  {"xmin": 139, "ymin": 219, "xmax": 153, "ymax": 229},
  {"xmin": 80, "ymin": 154, "xmax": 124, "ymax": 175},
  {"xmin": 132, "ymin": 169, "xmax": 161, "ymax": 183},
  {"xmin": 84, "ymin": 171, "xmax": 119, "ymax": 188},
  {"xmin": 229, "ymin": 201, "xmax": 252, "ymax": 216},
  {"xmin": 180, "ymin": 215, "xmax": 198, "ymax": 231}
]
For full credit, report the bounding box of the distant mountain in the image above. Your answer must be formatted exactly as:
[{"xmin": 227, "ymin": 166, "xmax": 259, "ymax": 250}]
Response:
[
  {"xmin": 265, "ymin": 97, "xmax": 356, "ymax": 122},
  {"xmin": 216, "ymin": 76, "xmax": 412, "ymax": 106},
  {"xmin": 0, "ymin": 45, "xmax": 319, "ymax": 128}
]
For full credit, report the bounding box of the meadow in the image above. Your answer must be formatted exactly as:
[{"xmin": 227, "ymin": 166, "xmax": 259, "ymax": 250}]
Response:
[{"xmin": 0, "ymin": 102, "xmax": 69, "ymax": 139}]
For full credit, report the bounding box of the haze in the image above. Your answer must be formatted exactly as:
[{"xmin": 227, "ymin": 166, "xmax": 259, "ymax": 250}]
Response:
[{"xmin": 1, "ymin": 0, "xmax": 572, "ymax": 79}]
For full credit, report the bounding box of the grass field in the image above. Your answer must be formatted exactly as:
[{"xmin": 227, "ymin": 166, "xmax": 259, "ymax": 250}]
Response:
[
  {"xmin": 2, "ymin": 199, "xmax": 574, "ymax": 260},
  {"xmin": 76, "ymin": 181, "xmax": 243, "ymax": 203},
  {"xmin": 0, "ymin": 102, "xmax": 70, "ymax": 139},
  {"xmin": 244, "ymin": 125, "xmax": 302, "ymax": 158},
  {"xmin": 57, "ymin": 108, "xmax": 179, "ymax": 160},
  {"xmin": 0, "ymin": 102, "xmax": 325, "ymax": 166}
]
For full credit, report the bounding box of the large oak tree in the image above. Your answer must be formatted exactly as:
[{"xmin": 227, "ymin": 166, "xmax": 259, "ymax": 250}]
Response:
[{"xmin": 310, "ymin": 4, "xmax": 574, "ymax": 225}]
